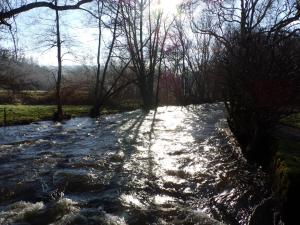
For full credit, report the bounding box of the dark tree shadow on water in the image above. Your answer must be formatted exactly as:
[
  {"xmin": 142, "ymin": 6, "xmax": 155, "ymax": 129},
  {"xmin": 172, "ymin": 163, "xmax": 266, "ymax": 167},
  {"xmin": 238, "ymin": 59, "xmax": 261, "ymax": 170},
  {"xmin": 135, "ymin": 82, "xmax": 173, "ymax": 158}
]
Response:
[
  {"xmin": 185, "ymin": 103, "xmax": 271, "ymax": 225},
  {"xmin": 82, "ymin": 111, "xmax": 157, "ymax": 221},
  {"xmin": 0, "ymin": 110, "xmax": 166, "ymax": 225},
  {"xmin": 100, "ymin": 108, "xmax": 165, "ymax": 224}
]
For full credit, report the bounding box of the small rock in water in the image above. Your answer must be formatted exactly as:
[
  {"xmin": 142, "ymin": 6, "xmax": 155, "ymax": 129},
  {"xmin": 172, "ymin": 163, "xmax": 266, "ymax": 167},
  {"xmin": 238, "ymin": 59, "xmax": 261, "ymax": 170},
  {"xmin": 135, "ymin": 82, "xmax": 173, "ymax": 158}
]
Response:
[
  {"xmin": 111, "ymin": 150, "xmax": 125, "ymax": 162},
  {"xmin": 53, "ymin": 169, "xmax": 103, "ymax": 192}
]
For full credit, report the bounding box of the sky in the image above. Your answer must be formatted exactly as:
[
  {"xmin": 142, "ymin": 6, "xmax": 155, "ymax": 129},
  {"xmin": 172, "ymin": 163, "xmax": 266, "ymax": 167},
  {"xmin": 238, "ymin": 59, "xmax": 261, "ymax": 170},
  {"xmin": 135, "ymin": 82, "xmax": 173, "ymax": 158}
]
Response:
[
  {"xmin": 14, "ymin": 7, "xmax": 97, "ymax": 66},
  {"xmin": 3, "ymin": 0, "xmax": 184, "ymax": 66}
]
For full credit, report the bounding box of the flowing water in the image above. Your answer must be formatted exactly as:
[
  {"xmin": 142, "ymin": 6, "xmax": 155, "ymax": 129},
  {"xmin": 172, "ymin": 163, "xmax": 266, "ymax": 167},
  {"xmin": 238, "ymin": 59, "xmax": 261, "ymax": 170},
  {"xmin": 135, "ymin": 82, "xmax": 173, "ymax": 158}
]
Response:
[{"xmin": 0, "ymin": 104, "xmax": 270, "ymax": 225}]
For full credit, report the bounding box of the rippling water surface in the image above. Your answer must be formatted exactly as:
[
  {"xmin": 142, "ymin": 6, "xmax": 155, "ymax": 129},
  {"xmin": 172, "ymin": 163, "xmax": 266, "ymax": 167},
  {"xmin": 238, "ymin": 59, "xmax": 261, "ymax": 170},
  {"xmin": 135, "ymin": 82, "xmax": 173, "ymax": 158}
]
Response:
[{"xmin": 0, "ymin": 104, "xmax": 269, "ymax": 225}]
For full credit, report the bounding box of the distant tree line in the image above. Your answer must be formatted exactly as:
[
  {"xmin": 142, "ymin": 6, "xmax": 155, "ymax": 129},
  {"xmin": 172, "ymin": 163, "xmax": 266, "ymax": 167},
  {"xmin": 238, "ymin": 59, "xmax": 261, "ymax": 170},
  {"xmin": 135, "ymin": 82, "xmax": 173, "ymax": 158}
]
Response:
[{"xmin": 0, "ymin": 49, "xmax": 52, "ymax": 91}]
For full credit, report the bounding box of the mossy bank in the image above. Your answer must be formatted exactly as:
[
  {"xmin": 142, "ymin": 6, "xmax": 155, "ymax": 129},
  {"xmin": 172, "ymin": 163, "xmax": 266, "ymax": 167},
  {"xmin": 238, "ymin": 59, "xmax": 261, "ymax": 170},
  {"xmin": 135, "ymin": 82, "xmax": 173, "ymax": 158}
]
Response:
[
  {"xmin": 272, "ymin": 137, "xmax": 300, "ymax": 224},
  {"xmin": 0, "ymin": 105, "xmax": 124, "ymax": 126}
]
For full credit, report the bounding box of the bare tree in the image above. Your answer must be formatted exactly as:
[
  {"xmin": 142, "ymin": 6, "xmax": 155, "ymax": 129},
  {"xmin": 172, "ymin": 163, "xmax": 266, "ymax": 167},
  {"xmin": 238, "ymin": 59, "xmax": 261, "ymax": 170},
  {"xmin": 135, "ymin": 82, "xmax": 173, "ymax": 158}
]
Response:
[
  {"xmin": 90, "ymin": 0, "xmax": 104, "ymax": 117},
  {"xmin": 89, "ymin": 0, "xmax": 122, "ymax": 116},
  {"xmin": 32, "ymin": 0, "xmax": 75, "ymax": 120},
  {"xmin": 164, "ymin": 11, "xmax": 216, "ymax": 104},
  {"xmin": 0, "ymin": 0, "xmax": 93, "ymax": 27},
  {"xmin": 120, "ymin": 0, "xmax": 170, "ymax": 110},
  {"xmin": 82, "ymin": 0, "xmax": 134, "ymax": 116},
  {"xmin": 190, "ymin": 0, "xmax": 300, "ymax": 44},
  {"xmin": 53, "ymin": 0, "xmax": 64, "ymax": 121},
  {"xmin": 189, "ymin": 0, "xmax": 300, "ymax": 163}
]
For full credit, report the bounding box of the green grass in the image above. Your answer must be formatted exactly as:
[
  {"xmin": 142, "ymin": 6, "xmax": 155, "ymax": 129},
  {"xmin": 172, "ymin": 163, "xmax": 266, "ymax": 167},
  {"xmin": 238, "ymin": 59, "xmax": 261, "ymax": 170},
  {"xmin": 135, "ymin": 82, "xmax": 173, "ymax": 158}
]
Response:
[
  {"xmin": 0, "ymin": 104, "xmax": 139, "ymax": 126},
  {"xmin": 0, "ymin": 105, "xmax": 91, "ymax": 126},
  {"xmin": 281, "ymin": 113, "xmax": 300, "ymax": 129},
  {"xmin": 276, "ymin": 138, "xmax": 300, "ymax": 174},
  {"xmin": 273, "ymin": 137, "xmax": 300, "ymax": 206}
]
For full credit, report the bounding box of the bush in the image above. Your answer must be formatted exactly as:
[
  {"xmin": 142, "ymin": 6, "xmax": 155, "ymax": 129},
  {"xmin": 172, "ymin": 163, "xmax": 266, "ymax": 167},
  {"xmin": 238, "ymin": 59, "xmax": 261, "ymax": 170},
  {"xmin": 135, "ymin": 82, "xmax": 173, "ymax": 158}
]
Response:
[{"xmin": 215, "ymin": 31, "xmax": 300, "ymax": 164}]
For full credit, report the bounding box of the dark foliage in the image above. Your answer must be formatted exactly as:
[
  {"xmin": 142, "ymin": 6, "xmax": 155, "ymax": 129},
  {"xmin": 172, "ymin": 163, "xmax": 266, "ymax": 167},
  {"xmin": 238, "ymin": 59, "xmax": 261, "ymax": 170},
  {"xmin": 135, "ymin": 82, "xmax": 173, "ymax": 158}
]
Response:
[{"xmin": 215, "ymin": 31, "xmax": 300, "ymax": 164}]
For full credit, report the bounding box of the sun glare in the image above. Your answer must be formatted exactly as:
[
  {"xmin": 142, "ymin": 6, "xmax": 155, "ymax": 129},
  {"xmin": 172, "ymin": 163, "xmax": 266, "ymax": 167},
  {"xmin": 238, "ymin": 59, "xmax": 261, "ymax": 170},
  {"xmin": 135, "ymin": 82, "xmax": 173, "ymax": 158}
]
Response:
[{"xmin": 155, "ymin": 0, "xmax": 183, "ymax": 15}]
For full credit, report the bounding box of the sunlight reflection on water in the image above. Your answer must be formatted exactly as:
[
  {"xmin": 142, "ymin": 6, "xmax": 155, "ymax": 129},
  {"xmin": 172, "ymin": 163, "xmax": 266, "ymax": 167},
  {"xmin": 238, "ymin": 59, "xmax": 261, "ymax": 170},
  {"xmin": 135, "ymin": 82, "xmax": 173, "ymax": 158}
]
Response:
[{"xmin": 0, "ymin": 103, "xmax": 270, "ymax": 225}]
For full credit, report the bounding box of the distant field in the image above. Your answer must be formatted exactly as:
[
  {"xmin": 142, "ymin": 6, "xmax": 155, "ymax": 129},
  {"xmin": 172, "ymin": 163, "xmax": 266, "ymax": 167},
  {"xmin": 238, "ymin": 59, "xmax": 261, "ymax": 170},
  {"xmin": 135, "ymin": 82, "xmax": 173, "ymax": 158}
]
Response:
[
  {"xmin": 0, "ymin": 89, "xmax": 91, "ymax": 105},
  {"xmin": 0, "ymin": 105, "xmax": 91, "ymax": 126},
  {"xmin": 0, "ymin": 88, "xmax": 140, "ymax": 126}
]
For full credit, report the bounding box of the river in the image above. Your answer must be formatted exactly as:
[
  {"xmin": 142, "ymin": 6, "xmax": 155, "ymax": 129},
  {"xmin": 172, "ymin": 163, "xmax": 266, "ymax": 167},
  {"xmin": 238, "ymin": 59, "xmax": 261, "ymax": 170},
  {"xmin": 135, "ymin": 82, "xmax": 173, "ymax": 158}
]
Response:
[{"xmin": 0, "ymin": 103, "xmax": 270, "ymax": 225}]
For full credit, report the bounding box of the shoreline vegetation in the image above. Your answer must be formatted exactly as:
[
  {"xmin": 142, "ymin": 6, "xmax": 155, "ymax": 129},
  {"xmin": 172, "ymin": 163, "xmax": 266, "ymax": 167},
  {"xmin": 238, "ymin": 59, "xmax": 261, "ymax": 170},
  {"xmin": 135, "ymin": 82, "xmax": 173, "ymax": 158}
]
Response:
[
  {"xmin": 0, "ymin": 104, "xmax": 138, "ymax": 127},
  {"xmin": 272, "ymin": 134, "xmax": 300, "ymax": 224},
  {"xmin": 1, "ymin": 104, "xmax": 299, "ymax": 129}
]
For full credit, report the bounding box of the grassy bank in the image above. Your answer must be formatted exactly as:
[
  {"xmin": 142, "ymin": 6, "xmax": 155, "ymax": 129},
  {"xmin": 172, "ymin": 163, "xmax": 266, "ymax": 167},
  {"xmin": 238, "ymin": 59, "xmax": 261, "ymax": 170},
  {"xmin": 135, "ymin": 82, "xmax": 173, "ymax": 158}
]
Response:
[
  {"xmin": 0, "ymin": 105, "xmax": 91, "ymax": 126},
  {"xmin": 270, "ymin": 110, "xmax": 300, "ymax": 224},
  {"xmin": 281, "ymin": 113, "xmax": 300, "ymax": 129},
  {"xmin": 0, "ymin": 101, "xmax": 140, "ymax": 126},
  {"xmin": 272, "ymin": 137, "xmax": 300, "ymax": 224}
]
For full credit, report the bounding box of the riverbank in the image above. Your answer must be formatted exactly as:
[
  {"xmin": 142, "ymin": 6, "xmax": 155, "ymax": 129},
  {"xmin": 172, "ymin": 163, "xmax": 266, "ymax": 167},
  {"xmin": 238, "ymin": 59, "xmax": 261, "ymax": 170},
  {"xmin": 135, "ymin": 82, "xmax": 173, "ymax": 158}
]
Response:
[
  {"xmin": 281, "ymin": 113, "xmax": 300, "ymax": 129},
  {"xmin": 0, "ymin": 105, "xmax": 129, "ymax": 126},
  {"xmin": 272, "ymin": 124, "xmax": 300, "ymax": 224}
]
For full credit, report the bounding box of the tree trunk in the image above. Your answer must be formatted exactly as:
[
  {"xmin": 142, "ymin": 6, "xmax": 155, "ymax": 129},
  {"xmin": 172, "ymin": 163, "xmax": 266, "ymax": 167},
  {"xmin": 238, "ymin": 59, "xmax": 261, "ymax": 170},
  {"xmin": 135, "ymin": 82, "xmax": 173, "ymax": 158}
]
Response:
[
  {"xmin": 90, "ymin": 1, "xmax": 120, "ymax": 117},
  {"xmin": 140, "ymin": 75, "xmax": 154, "ymax": 110},
  {"xmin": 54, "ymin": 0, "xmax": 63, "ymax": 121},
  {"xmin": 90, "ymin": 0, "xmax": 103, "ymax": 118}
]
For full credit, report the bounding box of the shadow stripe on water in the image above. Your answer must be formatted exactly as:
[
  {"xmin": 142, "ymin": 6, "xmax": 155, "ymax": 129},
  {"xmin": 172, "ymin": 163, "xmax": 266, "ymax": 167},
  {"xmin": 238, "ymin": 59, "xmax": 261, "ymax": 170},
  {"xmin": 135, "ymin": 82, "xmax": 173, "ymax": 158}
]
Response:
[{"xmin": 0, "ymin": 104, "xmax": 270, "ymax": 225}]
